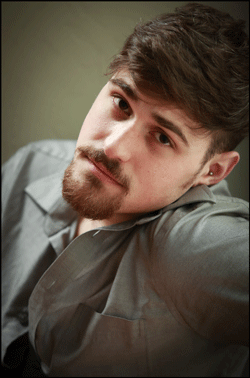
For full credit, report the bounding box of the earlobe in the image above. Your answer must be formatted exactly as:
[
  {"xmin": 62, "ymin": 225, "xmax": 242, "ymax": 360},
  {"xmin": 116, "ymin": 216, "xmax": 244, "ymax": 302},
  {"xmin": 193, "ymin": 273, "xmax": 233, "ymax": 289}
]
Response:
[
  {"xmin": 193, "ymin": 151, "xmax": 240, "ymax": 187},
  {"xmin": 208, "ymin": 151, "xmax": 240, "ymax": 184}
]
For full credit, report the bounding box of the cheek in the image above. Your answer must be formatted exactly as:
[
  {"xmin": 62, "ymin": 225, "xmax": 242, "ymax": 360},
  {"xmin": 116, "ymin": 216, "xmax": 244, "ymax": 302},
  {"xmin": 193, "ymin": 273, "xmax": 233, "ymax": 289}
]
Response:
[
  {"xmin": 135, "ymin": 162, "xmax": 190, "ymax": 200},
  {"xmin": 77, "ymin": 107, "xmax": 110, "ymax": 143}
]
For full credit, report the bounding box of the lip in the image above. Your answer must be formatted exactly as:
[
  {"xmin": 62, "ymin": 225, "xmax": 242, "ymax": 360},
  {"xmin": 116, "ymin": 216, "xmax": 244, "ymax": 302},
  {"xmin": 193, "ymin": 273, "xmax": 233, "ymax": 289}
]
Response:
[{"xmin": 88, "ymin": 158, "xmax": 122, "ymax": 187}]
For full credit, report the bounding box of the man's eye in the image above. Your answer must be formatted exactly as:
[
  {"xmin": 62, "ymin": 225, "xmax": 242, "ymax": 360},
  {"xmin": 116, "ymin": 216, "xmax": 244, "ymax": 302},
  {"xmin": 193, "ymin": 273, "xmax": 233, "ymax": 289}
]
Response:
[
  {"xmin": 155, "ymin": 132, "xmax": 171, "ymax": 146},
  {"xmin": 113, "ymin": 96, "xmax": 130, "ymax": 114}
]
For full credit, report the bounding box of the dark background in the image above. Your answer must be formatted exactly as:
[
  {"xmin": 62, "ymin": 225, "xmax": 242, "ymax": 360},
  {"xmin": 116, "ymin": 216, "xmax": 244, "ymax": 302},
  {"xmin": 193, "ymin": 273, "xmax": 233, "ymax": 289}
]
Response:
[{"xmin": 2, "ymin": 1, "xmax": 249, "ymax": 201}]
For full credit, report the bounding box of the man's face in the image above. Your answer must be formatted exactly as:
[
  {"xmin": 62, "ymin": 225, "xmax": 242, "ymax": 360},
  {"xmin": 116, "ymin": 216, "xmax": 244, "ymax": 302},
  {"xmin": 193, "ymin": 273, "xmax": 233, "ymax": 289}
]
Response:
[{"xmin": 63, "ymin": 70, "xmax": 212, "ymax": 223}]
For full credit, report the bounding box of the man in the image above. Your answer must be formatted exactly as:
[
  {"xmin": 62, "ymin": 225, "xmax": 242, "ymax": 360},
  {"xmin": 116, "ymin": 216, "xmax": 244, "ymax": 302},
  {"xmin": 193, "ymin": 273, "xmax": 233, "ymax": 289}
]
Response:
[{"xmin": 2, "ymin": 3, "xmax": 249, "ymax": 377}]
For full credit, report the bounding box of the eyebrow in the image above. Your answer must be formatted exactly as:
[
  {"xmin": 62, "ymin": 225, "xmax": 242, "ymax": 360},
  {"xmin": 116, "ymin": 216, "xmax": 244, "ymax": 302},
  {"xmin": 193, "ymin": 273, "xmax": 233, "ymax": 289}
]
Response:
[
  {"xmin": 110, "ymin": 78, "xmax": 140, "ymax": 102},
  {"xmin": 110, "ymin": 77, "xmax": 189, "ymax": 146}
]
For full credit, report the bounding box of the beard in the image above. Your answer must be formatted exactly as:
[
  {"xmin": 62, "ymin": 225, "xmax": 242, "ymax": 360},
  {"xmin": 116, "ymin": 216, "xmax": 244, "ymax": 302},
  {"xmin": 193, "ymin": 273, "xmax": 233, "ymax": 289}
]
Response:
[{"xmin": 62, "ymin": 146, "xmax": 130, "ymax": 220}]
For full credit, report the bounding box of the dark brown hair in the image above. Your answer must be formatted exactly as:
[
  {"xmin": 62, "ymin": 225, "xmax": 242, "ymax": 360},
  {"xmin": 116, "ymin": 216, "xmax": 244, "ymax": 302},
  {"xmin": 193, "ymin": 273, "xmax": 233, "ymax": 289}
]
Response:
[{"xmin": 106, "ymin": 3, "xmax": 249, "ymax": 164}]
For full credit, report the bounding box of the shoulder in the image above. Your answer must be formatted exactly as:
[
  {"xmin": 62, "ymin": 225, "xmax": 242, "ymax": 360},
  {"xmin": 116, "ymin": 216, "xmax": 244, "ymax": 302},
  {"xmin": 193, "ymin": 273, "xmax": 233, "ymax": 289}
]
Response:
[
  {"xmin": 3, "ymin": 139, "xmax": 76, "ymax": 167},
  {"xmin": 2, "ymin": 139, "xmax": 76, "ymax": 183},
  {"xmin": 152, "ymin": 192, "xmax": 248, "ymax": 255},
  {"xmin": 27, "ymin": 139, "xmax": 77, "ymax": 161},
  {"xmin": 150, "ymin": 190, "xmax": 249, "ymax": 344},
  {"xmin": 2, "ymin": 139, "xmax": 76, "ymax": 212}
]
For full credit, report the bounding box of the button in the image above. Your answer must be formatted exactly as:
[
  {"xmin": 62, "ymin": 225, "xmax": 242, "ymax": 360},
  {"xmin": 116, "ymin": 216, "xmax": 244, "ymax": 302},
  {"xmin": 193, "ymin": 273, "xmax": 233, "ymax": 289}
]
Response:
[{"xmin": 17, "ymin": 310, "xmax": 28, "ymax": 327}]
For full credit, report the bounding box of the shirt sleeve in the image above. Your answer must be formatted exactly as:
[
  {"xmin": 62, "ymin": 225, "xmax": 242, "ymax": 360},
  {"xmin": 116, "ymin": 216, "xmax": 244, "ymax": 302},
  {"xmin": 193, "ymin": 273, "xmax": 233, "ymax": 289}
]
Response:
[
  {"xmin": 151, "ymin": 201, "xmax": 249, "ymax": 346},
  {"xmin": 1, "ymin": 140, "xmax": 75, "ymax": 362}
]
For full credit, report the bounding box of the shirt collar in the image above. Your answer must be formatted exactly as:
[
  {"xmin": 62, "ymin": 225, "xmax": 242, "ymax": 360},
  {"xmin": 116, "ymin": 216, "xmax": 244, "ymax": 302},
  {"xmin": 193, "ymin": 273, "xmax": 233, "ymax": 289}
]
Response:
[
  {"xmin": 25, "ymin": 171, "xmax": 78, "ymax": 236},
  {"xmin": 161, "ymin": 183, "xmax": 217, "ymax": 213},
  {"xmin": 25, "ymin": 171, "xmax": 218, "ymax": 234}
]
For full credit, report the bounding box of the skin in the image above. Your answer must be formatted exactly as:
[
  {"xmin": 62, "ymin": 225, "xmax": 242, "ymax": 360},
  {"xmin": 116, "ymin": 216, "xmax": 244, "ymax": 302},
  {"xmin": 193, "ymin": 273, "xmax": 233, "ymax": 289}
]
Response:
[{"xmin": 63, "ymin": 70, "xmax": 239, "ymax": 235}]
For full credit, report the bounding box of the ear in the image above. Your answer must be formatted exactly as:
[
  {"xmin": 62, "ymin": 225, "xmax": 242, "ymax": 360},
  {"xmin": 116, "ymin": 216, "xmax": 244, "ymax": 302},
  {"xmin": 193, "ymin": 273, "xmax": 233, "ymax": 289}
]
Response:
[{"xmin": 193, "ymin": 151, "xmax": 240, "ymax": 187}]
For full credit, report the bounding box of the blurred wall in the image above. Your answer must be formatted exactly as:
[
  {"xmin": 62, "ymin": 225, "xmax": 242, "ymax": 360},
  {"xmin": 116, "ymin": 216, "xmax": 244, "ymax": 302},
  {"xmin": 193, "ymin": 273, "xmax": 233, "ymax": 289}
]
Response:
[{"xmin": 2, "ymin": 1, "xmax": 249, "ymax": 201}]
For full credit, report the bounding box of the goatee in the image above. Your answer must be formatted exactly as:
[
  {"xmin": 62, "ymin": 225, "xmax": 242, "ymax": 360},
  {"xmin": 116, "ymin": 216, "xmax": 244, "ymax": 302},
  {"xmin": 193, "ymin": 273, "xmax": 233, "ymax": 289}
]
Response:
[{"xmin": 62, "ymin": 146, "xmax": 129, "ymax": 220}]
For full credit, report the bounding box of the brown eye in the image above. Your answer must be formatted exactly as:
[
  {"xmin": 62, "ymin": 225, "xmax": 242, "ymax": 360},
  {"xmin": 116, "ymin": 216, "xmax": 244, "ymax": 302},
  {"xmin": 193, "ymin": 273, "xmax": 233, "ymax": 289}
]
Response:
[
  {"xmin": 155, "ymin": 132, "xmax": 171, "ymax": 146},
  {"xmin": 113, "ymin": 96, "xmax": 130, "ymax": 114},
  {"xmin": 118, "ymin": 99, "xmax": 129, "ymax": 111}
]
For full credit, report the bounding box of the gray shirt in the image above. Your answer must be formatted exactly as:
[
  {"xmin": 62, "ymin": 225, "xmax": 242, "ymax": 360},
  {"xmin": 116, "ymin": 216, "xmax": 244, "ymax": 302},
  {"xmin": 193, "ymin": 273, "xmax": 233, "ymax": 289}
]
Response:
[{"xmin": 2, "ymin": 140, "xmax": 249, "ymax": 376}]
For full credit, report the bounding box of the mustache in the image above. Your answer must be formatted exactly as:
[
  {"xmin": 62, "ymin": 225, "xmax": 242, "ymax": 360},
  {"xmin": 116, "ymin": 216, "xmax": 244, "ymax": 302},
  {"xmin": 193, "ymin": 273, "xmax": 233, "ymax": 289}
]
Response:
[{"xmin": 75, "ymin": 146, "xmax": 130, "ymax": 191}]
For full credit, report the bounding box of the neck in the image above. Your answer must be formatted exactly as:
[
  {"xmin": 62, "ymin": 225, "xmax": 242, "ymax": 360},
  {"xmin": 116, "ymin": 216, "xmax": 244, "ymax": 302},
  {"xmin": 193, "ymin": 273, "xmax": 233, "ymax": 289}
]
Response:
[
  {"xmin": 74, "ymin": 217, "xmax": 103, "ymax": 237},
  {"xmin": 74, "ymin": 212, "xmax": 141, "ymax": 237}
]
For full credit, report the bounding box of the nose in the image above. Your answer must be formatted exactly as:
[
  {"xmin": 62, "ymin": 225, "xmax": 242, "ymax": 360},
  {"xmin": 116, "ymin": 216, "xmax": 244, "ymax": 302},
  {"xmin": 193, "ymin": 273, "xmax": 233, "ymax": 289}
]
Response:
[{"xmin": 103, "ymin": 121, "xmax": 139, "ymax": 162}]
